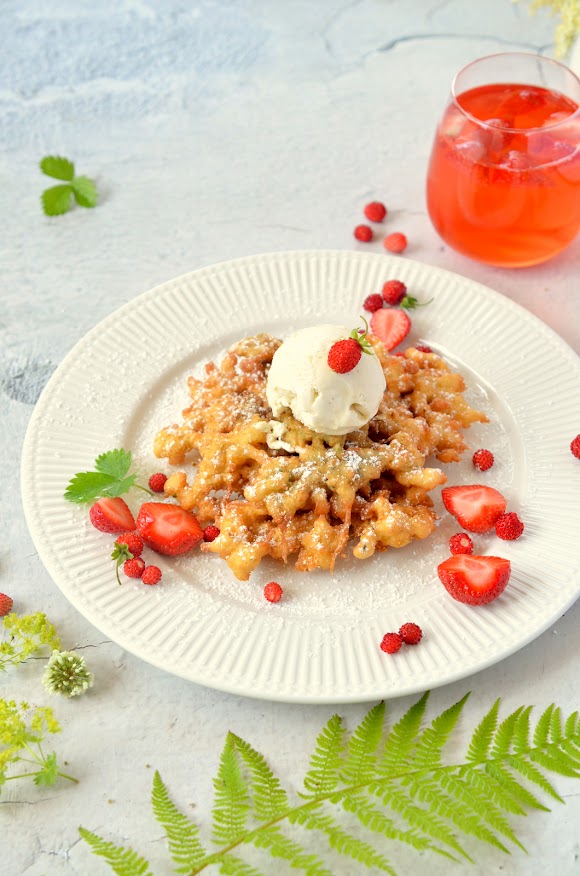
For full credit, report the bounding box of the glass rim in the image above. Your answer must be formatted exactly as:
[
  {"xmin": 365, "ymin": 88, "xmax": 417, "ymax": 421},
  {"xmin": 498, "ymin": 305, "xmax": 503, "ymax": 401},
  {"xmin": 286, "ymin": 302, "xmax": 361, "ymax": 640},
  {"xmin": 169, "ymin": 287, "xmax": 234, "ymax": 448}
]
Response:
[{"xmin": 450, "ymin": 51, "xmax": 580, "ymax": 133}]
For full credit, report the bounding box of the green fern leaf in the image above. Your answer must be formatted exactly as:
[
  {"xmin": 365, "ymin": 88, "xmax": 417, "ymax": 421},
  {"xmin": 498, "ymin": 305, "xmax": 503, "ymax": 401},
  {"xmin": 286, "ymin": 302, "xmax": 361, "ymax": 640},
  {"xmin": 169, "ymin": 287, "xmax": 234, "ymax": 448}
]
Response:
[
  {"xmin": 467, "ymin": 698, "xmax": 500, "ymax": 762},
  {"xmin": 218, "ymin": 855, "xmax": 265, "ymax": 875},
  {"xmin": 151, "ymin": 771, "xmax": 206, "ymax": 873},
  {"xmin": 230, "ymin": 734, "xmax": 289, "ymax": 820},
  {"xmin": 560, "ymin": 740, "xmax": 580, "ymax": 765},
  {"xmin": 212, "ymin": 732, "xmax": 250, "ymax": 845},
  {"xmin": 491, "ymin": 706, "xmax": 524, "ymax": 759},
  {"xmin": 529, "ymin": 749, "xmax": 580, "ymax": 778},
  {"xmin": 303, "ymin": 714, "xmax": 345, "ymax": 795},
  {"xmin": 512, "ymin": 706, "xmax": 532, "ymax": 753},
  {"xmin": 550, "ymin": 707, "xmax": 563, "ymax": 743},
  {"xmin": 412, "ymin": 693, "xmax": 470, "ymax": 769},
  {"xmin": 507, "ymin": 755, "xmax": 563, "ymax": 802},
  {"xmin": 564, "ymin": 710, "xmax": 579, "ymax": 737},
  {"xmin": 292, "ymin": 807, "xmax": 397, "ymax": 874},
  {"xmin": 253, "ymin": 825, "xmax": 333, "ymax": 875},
  {"xmin": 482, "ymin": 762, "xmax": 549, "ymax": 812},
  {"xmin": 380, "ymin": 691, "xmax": 429, "ymax": 775},
  {"xmin": 533, "ymin": 705, "xmax": 555, "ymax": 747},
  {"xmin": 78, "ymin": 828, "xmax": 153, "ymax": 876},
  {"xmin": 340, "ymin": 701, "xmax": 385, "ymax": 784}
]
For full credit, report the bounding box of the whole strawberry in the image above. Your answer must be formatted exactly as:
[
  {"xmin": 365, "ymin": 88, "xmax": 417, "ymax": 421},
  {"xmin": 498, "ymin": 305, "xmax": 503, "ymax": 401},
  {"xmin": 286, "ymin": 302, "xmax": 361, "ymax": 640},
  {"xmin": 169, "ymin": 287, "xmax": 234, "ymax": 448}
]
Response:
[
  {"xmin": 382, "ymin": 279, "xmax": 407, "ymax": 306},
  {"xmin": 115, "ymin": 532, "xmax": 143, "ymax": 557},
  {"xmin": 571, "ymin": 434, "xmax": 580, "ymax": 459},
  {"xmin": 473, "ymin": 449, "xmax": 494, "ymax": 472},
  {"xmin": 380, "ymin": 632, "xmax": 402, "ymax": 654},
  {"xmin": 327, "ymin": 318, "xmax": 374, "ymax": 374},
  {"xmin": 495, "ymin": 512, "xmax": 524, "ymax": 540},
  {"xmin": 0, "ymin": 593, "xmax": 14, "ymax": 617},
  {"xmin": 124, "ymin": 557, "xmax": 145, "ymax": 578},
  {"xmin": 399, "ymin": 622, "xmax": 422, "ymax": 645}
]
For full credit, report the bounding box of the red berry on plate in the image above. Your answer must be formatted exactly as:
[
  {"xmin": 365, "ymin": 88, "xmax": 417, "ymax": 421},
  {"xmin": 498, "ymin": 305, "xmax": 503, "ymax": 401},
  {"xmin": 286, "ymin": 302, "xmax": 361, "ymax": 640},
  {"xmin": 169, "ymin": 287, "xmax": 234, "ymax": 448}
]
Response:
[
  {"xmin": 136, "ymin": 502, "xmax": 204, "ymax": 556},
  {"xmin": 380, "ymin": 632, "xmax": 403, "ymax": 653},
  {"xmin": 382, "ymin": 279, "xmax": 407, "ymax": 305},
  {"xmin": 148, "ymin": 472, "xmax": 168, "ymax": 493},
  {"xmin": 437, "ymin": 555, "xmax": 511, "ymax": 606},
  {"xmin": 363, "ymin": 293, "xmax": 383, "ymax": 313},
  {"xmin": 441, "ymin": 485, "xmax": 507, "ymax": 533},
  {"xmin": 399, "ymin": 622, "xmax": 422, "ymax": 645},
  {"xmin": 383, "ymin": 232, "xmax": 407, "ymax": 253},
  {"xmin": 495, "ymin": 512, "xmax": 524, "ymax": 540},
  {"xmin": 0, "ymin": 593, "xmax": 14, "ymax": 617},
  {"xmin": 370, "ymin": 307, "xmax": 411, "ymax": 351},
  {"xmin": 415, "ymin": 344, "xmax": 432, "ymax": 354},
  {"xmin": 328, "ymin": 338, "xmax": 362, "ymax": 374},
  {"xmin": 364, "ymin": 201, "xmax": 387, "ymax": 222},
  {"xmin": 449, "ymin": 532, "xmax": 473, "ymax": 555},
  {"xmin": 264, "ymin": 581, "xmax": 283, "ymax": 603},
  {"xmin": 115, "ymin": 532, "xmax": 143, "ymax": 558},
  {"xmin": 89, "ymin": 497, "xmax": 136, "ymax": 534},
  {"xmin": 571, "ymin": 434, "xmax": 580, "ymax": 459},
  {"xmin": 204, "ymin": 525, "xmax": 220, "ymax": 542},
  {"xmin": 473, "ymin": 449, "xmax": 494, "ymax": 471},
  {"xmin": 354, "ymin": 224, "xmax": 373, "ymax": 242},
  {"xmin": 142, "ymin": 565, "xmax": 162, "ymax": 585},
  {"xmin": 124, "ymin": 557, "xmax": 145, "ymax": 578}
]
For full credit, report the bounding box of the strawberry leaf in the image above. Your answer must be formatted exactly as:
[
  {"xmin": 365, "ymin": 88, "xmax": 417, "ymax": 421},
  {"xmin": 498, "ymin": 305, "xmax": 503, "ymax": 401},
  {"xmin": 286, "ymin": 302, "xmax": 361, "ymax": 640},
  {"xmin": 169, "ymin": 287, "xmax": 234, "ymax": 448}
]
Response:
[
  {"xmin": 72, "ymin": 176, "xmax": 98, "ymax": 208},
  {"xmin": 64, "ymin": 472, "xmax": 117, "ymax": 504},
  {"xmin": 40, "ymin": 156, "xmax": 75, "ymax": 181},
  {"xmin": 42, "ymin": 185, "xmax": 73, "ymax": 216},
  {"xmin": 95, "ymin": 449, "xmax": 132, "ymax": 480},
  {"xmin": 64, "ymin": 449, "xmax": 141, "ymax": 503}
]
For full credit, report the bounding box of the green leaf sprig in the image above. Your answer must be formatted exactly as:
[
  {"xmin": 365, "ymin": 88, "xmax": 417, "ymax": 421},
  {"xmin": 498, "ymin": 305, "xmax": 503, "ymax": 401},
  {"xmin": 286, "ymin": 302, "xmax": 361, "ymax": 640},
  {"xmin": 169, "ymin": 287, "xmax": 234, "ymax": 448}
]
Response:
[
  {"xmin": 0, "ymin": 612, "xmax": 61, "ymax": 671},
  {"xmin": 401, "ymin": 295, "xmax": 434, "ymax": 311},
  {"xmin": 0, "ymin": 699, "xmax": 77, "ymax": 792},
  {"xmin": 80, "ymin": 691, "xmax": 580, "ymax": 875},
  {"xmin": 351, "ymin": 315, "xmax": 374, "ymax": 355},
  {"xmin": 41, "ymin": 155, "xmax": 98, "ymax": 216},
  {"xmin": 64, "ymin": 449, "xmax": 153, "ymax": 504}
]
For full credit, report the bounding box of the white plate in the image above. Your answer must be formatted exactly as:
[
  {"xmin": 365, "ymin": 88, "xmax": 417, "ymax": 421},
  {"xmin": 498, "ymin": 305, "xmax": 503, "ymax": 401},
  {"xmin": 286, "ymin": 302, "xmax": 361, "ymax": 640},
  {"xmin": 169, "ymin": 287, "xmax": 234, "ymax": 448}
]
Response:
[{"xmin": 21, "ymin": 251, "xmax": 580, "ymax": 703}]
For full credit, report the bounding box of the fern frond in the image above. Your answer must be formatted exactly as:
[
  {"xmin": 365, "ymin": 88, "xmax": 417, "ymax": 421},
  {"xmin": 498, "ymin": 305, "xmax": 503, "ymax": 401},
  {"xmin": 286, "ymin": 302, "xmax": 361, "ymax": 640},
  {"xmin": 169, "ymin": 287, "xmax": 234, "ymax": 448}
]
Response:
[
  {"xmin": 550, "ymin": 707, "xmax": 563, "ymax": 743},
  {"xmin": 303, "ymin": 714, "xmax": 345, "ymax": 795},
  {"xmin": 560, "ymin": 740, "xmax": 580, "ymax": 765},
  {"xmin": 564, "ymin": 710, "xmax": 579, "ymax": 737},
  {"xmin": 218, "ymin": 855, "xmax": 265, "ymax": 875},
  {"xmin": 78, "ymin": 828, "xmax": 153, "ymax": 876},
  {"xmin": 467, "ymin": 698, "xmax": 500, "ymax": 762},
  {"xmin": 462, "ymin": 764, "xmax": 527, "ymax": 815},
  {"xmin": 412, "ymin": 693, "xmax": 470, "ymax": 769},
  {"xmin": 513, "ymin": 706, "xmax": 532, "ymax": 753},
  {"xmin": 212, "ymin": 732, "xmax": 250, "ymax": 845},
  {"xmin": 230, "ymin": 734, "xmax": 289, "ymax": 820},
  {"xmin": 482, "ymin": 762, "xmax": 549, "ymax": 812},
  {"xmin": 340, "ymin": 701, "xmax": 385, "ymax": 784},
  {"xmin": 151, "ymin": 771, "xmax": 206, "ymax": 873},
  {"xmin": 292, "ymin": 807, "xmax": 397, "ymax": 874},
  {"xmin": 508, "ymin": 755, "xmax": 563, "ymax": 802},
  {"xmin": 533, "ymin": 704, "xmax": 555, "ymax": 747},
  {"xmin": 380, "ymin": 691, "xmax": 429, "ymax": 775},
  {"xmin": 529, "ymin": 748, "xmax": 580, "ymax": 778},
  {"xmin": 491, "ymin": 706, "xmax": 524, "ymax": 758},
  {"xmin": 252, "ymin": 825, "xmax": 333, "ymax": 875}
]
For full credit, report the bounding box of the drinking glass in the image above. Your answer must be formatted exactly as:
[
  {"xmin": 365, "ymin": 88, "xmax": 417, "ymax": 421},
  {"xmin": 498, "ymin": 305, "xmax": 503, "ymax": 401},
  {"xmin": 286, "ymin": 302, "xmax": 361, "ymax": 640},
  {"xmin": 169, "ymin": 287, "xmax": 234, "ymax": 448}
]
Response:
[{"xmin": 426, "ymin": 53, "xmax": 580, "ymax": 267}]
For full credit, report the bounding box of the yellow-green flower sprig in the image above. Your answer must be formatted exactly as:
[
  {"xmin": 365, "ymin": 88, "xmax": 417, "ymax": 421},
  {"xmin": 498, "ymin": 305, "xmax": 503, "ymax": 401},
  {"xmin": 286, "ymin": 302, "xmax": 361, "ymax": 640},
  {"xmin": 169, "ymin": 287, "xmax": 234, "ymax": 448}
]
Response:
[
  {"xmin": 0, "ymin": 612, "xmax": 61, "ymax": 671},
  {"xmin": 520, "ymin": 0, "xmax": 580, "ymax": 57}
]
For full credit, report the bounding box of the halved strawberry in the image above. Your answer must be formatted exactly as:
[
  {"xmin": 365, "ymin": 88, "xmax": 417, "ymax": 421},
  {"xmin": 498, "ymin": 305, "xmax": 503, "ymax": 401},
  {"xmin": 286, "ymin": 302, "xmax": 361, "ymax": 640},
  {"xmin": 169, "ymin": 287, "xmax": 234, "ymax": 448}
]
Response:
[
  {"xmin": 370, "ymin": 308, "xmax": 411, "ymax": 351},
  {"xmin": 441, "ymin": 485, "xmax": 506, "ymax": 533},
  {"xmin": 437, "ymin": 555, "xmax": 511, "ymax": 605},
  {"xmin": 89, "ymin": 497, "xmax": 136, "ymax": 534},
  {"xmin": 136, "ymin": 502, "xmax": 203, "ymax": 556}
]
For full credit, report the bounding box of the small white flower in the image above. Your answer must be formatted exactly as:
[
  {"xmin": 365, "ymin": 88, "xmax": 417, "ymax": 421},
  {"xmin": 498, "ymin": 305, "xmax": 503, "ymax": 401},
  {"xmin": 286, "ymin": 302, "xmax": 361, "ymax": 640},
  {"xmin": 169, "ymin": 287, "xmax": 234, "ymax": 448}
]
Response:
[{"xmin": 42, "ymin": 650, "xmax": 94, "ymax": 698}]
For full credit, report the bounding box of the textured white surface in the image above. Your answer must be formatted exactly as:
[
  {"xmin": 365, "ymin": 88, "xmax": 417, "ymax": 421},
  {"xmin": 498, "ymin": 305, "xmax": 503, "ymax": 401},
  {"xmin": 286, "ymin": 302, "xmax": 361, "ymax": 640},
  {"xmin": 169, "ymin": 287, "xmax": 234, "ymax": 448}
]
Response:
[{"xmin": 2, "ymin": 1, "xmax": 580, "ymax": 874}]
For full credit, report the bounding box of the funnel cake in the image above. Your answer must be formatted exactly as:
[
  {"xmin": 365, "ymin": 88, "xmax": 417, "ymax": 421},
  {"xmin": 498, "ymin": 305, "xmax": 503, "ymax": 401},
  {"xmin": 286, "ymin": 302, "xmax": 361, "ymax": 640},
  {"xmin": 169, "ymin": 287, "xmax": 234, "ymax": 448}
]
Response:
[{"xmin": 154, "ymin": 333, "xmax": 487, "ymax": 580}]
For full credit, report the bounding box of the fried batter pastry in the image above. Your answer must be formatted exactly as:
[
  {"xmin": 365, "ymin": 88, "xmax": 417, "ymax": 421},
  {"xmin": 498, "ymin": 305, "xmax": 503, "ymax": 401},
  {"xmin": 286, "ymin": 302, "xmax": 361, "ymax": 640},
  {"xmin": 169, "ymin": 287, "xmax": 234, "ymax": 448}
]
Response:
[{"xmin": 154, "ymin": 334, "xmax": 487, "ymax": 580}]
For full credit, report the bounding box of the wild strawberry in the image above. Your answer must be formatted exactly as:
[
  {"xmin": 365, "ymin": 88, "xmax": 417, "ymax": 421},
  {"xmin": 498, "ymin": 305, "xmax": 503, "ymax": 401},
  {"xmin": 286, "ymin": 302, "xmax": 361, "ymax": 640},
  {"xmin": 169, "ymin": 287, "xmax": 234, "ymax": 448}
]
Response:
[
  {"xmin": 328, "ymin": 338, "xmax": 362, "ymax": 373},
  {"xmin": 364, "ymin": 201, "xmax": 387, "ymax": 222},
  {"xmin": 370, "ymin": 307, "xmax": 411, "ymax": 351},
  {"xmin": 363, "ymin": 293, "xmax": 383, "ymax": 313},
  {"xmin": 0, "ymin": 594, "xmax": 14, "ymax": 617},
  {"xmin": 148, "ymin": 473, "xmax": 168, "ymax": 493},
  {"xmin": 124, "ymin": 557, "xmax": 145, "ymax": 578},
  {"xmin": 399, "ymin": 622, "xmax": 422, "ymax": 644},
  {"xmin": 354, "ymin": 224, "xmax": 373, "ymax": 242},
  {"xmin": 441, "ymin": 485, "xmax": 507, "ymax": 533},
  {"xmin": 136, "ymin": 502, "xmax": 204, "ymax": 556},
  {"xmin": 382, "ymin": 279, "xmax": 407, "ymax": 305},
  {"xmin": 437, "ymin": 555, "xmax": 511, "ymax": 606},
  {"xmin": 449, "ymin": 532, "xmax": 473, "ymax": 555},
  {"xmin": 383, "ymin": 232, "xmax": 407, "ymax": 253},
  {"xmin": 380, "ymin": 632, "xmax": 402, "ymax": 653},
  {"xmin": 142, "ymin": 565, "xmax": 162, "ymax": 585},
  {"xmin": 495, "ymin": 512, "xmax": 524, "ymax": 540},
  {"xmin": 473, "ymin": 449, "xmax": 494, "ymax": 471},
  {"xmin": 204, "ymin": 525, "xmax": 220, "ymax": 542},
  {"xmin": 264, "ymin": 581, "xmax": 283, "ymax": 603},
  {"xmin": 89, "ymin": 497, "xmax": 136, "ymax": 534},
  {"xmin": 571, "ymin": 434, "xmax": 580, "ymax": 459},
  {"xmin": 415, "ymin": 344, "xmax": 432, "ymax": 353},
  {"xmin": 115, "ymin": 532, "xmax": 143, "ymax": 557}
]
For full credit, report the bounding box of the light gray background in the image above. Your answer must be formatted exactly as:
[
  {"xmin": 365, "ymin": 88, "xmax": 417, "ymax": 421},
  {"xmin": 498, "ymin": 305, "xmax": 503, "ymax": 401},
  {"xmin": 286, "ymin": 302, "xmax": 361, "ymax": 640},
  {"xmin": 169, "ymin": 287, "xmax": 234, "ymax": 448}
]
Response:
[{"xmin": 2, "ymin": 1, "xmax": 580, "ymax": 874}]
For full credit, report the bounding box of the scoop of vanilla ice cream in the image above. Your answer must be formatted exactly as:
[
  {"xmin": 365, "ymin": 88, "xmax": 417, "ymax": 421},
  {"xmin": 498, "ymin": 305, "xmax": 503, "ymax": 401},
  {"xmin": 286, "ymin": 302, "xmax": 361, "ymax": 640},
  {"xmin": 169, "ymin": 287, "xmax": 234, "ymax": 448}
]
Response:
[{"xmin": 266, "ymin": 325, "xmax": 386, "ymax": 436}]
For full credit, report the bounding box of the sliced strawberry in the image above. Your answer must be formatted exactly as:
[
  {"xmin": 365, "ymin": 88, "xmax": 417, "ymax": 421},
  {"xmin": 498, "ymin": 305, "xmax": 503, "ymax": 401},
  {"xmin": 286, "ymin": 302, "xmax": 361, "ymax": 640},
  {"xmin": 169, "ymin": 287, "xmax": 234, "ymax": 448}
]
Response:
[
  {"xmin": 370, "ymin": 308, "xmax": 411, "ymax": 351},
  {"xmin": 441, "ymin": 485, "xmax": 506, "ymax": 533},
  {"xmin": 89, "ymin": 497, "xmax": 136, "ymax": 534},
  {"xmin": 136, "ymin": 502, "xmax": 203, "ymax": 556},
  {"xmin": 437, "ymin": 555, "xmax": 511, "ymax": 605}
]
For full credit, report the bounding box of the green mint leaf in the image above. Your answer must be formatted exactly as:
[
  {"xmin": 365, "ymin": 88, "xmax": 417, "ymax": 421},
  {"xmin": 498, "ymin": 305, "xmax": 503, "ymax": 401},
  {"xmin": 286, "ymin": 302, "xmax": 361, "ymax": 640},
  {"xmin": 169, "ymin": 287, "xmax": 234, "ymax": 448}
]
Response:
[
  {"xmin": 72, "ymin": 176, "xmax": 98, "ymax": 208},
  {"xmin": 95, "ymin": 449, "xmax": 132, "ymax": 480},
  {"xmin": 42, "ymin": 184, "xmax": 73, "ymax": 216},
  {"xmin": 34, "ymin": 753, "xmax": 59, "ymax": 787},
  {"xmin": 64, "ymin": 471, "xmax": 117, "ymax": 504},
  {"xmin": 40, "ymin": 155, "xmax": 75, "ymax": 181}
]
